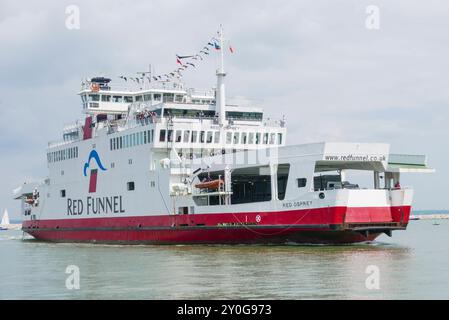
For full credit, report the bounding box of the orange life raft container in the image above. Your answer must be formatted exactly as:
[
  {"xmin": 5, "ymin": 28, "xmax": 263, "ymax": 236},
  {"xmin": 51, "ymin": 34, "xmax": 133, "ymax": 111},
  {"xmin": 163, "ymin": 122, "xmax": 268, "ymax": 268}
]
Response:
[{"xmin": 195, "ymin": 179, "xmax": 224, "ymax": 190}]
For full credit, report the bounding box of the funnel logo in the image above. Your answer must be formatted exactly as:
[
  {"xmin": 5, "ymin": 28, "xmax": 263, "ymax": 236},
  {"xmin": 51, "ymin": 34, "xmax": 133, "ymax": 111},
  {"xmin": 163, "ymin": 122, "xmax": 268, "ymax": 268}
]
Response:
[{"xmin": 83, "ymin": 150, "xmax": 107, "ymax": 193}]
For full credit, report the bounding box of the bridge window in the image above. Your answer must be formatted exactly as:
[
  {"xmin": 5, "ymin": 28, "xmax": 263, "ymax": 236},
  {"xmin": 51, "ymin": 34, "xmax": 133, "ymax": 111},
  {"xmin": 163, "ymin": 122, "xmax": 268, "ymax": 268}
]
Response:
[
  {"xmin": 233, "ymin": 132, "xmax": 240, "ymax": 144},
  {"xmin": 101, "ymin": 95, "xmax": 111, "ymax": 102},
  {"xmin": 248, "ymin": 133, "xmax": 254, "ymax": 144},
  {"xmin": 112, "ymin": 96, "xmax": 123, "ymax": 103},
  {"xmin": 242, "ymin": 132, "xmax": 248, "ymax": 144},
  {"xmin": 263, "ymin": 133, "xmax": 269, "ymax": 144},
  {"xmin": 214, "ymin": 131, "xmax": 220, "ymax": 143},
  {"xmin": 191, "ymin": 131, "xmax": 198, "ymax": 143},
  {"xmin": 89, "ymin": 94, "xmax": 100, "ymax": 102},
  {"xmin": 183, "ymin": 130, "xmax": 190, "ymax": 143},
  {"xmin": 124, "ymin": 96, "xmax": 133, "ymax": 103},
  {"xmin": 144, "ymin": 94, "xmax": 152, "ymax": 101},
  {"xmin": 270, "ymin": 133, "xmax": 275, "ymax": 144},
  {"xmin": 206, "ymin": 131, "xmax": 213, "ymax": 143},
  {"xmin": 277, "ymin": 133, "xmax": 283, "ymax": 145},
  {"xmin": 255, "ymin": 133, "xmax": 261, "ymax": 144},
  {"xmin": 159, "ymin": 129, "xmax": 166, "ymax": 142},
  {"xmin": 167, "ymin": 130, "xmax": 173, "ymax": 142},
  {"xmin": 176, "ymin": 130, "xmax": 182, "ymax": 143},
  {"xmin": 135, "ymin": 95, "xmax": 143, "ymax": 102},
  {"xmin": 226, "ymin": 132, "xmax": 232, "ymax": 144}
]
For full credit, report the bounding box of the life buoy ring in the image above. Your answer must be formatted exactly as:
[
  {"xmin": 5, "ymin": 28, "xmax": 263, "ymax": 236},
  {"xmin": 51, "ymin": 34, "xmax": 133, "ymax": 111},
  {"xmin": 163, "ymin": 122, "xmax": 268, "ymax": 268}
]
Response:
[{"xmin": 91, "ymin": 83, "xmax": 100, "ymax": 92}]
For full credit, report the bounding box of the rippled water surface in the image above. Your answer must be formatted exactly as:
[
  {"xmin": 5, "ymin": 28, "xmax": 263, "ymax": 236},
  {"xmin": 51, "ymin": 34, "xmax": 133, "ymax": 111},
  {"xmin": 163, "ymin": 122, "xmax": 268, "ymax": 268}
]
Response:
[{"xmin": 1, "ymin": 220, "xmax": 449, "ymax": 299}]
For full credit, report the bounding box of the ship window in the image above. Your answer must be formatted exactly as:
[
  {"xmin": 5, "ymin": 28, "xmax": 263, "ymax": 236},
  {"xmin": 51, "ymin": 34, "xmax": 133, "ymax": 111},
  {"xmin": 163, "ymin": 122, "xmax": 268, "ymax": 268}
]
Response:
[
  {"xmin": 119, "ymin": 136, "xmax": 123, "ymax": 149},
  {"xmin": 277, "ymin": 133, "xmax": 283, "ymax": 145},
  {"xmin": 233, "ymin": 132, "xmax": 239, "ymax": 144},
  {"xmin": 101, "ymin": 95, "xmax": 111, "ymax": 102},
  {"xmin": 135, "ymin": 95, "xmax": 143, "ymax": 102},
  {"xmin": 242, "ymin": 132, "xmax": 248, "ymax": 144},
  {"xmin": 154, "ymin": 93, "xmax": 162, "ymax": 102},
  {"xmin": 263, "ymin": 133, "xmax": 269, "ymax": 144},
  {"xmin": 191, "ymin": 131, "xmax": 197, "ymax": 143},
  {"xmin": 144, "ymin": 94, "xmax": 152, "ymax": 101},
  {"xmin": 144, "ymin": 131, "xmax": 147, "ymax": 143},
  {"xmin": 297, "ymin": 178, "xmax": 307, "ymax": 188},
  {"xmin": 226, "ymin": 132, "xmax": 232, "ymax": 144},
  {"xmin": 163, "ymin": 93, "xmax": 174, "ymax": 102},
  {"xmin": 214, "ymin": 131, "xmax": 220, "ymax": 143},
  {"xmin": 112, "ymin": 138, "xmax": 116, "ymax": 150},
  {"xmin": 248, "ymin": 133, "xmax": 254, "ymax": 144},
  {"xmin": 200, "ymin": 131, "xmax": 205, "ymax": 143},
  {"xmin": 206, "ymin": 131, "xmax": 213, "ymax": 143},
  {"xmin": 113, "ymin": 96, "xmax": 123, "ymax": 103},
  {"xmin": 127, "ymin": 182, "xmax": 135, "ymax": 191},
  {"xmin": 167, "ymin": 130, "xmax": 173, "ymax": 142},
  {"xmin": 137, "ymin": 132, "xmax": 141, "ymax": 145},
  {"xmin": 133, "ymin": 133, "xmax": 137, "ymax": 146},
  {"xmin": 60, "ymin": 190, "xmax": 66, "ymax": 198},
  {"xmin": 176, "ymin": 130, "xmax": 182, "ymax": 142},
  {"xmin": 270, "ymin": 133, "xmax": 275, "ymax": 144},
  {"xmin": 277, "ymin": 164, "xmax": 290, "ymax": 200},
  {"xmin": 255, "ymin": 133, "xmax": 261, "ymax": 144},
  {"xmin": 124, "ymin": 96, "xmax": 133, "ymax": 103},
  {"xmin": 183, "ymin": 130, "xmax": 190, "ymax": 143},
  {"xmin": 159, "ymin": 130, "xmax": 166, "ymax": 142},
  {"xmin": 89, "ymin": 94, "xmax": 100, "ymax": 102}
]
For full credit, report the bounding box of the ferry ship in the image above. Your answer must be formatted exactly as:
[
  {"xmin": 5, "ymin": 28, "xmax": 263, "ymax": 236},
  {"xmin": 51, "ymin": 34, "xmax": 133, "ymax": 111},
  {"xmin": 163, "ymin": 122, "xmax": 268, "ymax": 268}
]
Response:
[{"xmin": 13, "ymin": 28, "xmax": 434, "ymax": 244}]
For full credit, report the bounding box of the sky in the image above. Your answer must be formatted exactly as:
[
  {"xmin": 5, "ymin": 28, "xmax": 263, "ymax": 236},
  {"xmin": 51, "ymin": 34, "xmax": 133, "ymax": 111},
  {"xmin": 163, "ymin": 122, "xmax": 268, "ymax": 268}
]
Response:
[{"xmin": 1, "ymin": 0, "xmax": 448, "ymax": 219}]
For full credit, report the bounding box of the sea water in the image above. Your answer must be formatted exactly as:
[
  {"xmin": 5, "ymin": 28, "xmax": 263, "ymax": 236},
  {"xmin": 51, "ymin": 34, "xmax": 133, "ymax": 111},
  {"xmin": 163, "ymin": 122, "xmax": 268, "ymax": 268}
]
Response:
[{"xmin": 1, "ymin": 220, "xmax": 448, "ymax": 299}]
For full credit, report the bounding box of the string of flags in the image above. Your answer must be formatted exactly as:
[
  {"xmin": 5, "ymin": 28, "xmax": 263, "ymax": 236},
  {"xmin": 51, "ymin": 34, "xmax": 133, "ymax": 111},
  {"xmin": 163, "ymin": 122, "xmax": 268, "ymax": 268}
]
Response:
[{"xmin": 117, "ymin": 30, "xmax": 235, "ymax": 84}]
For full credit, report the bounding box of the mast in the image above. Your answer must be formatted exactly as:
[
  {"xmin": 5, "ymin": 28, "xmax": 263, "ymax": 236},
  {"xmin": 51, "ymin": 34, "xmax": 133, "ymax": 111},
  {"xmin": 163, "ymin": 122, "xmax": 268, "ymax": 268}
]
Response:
[{"xmin": 216, "ymin": 25, "xmax": 227, "ymax": 126}]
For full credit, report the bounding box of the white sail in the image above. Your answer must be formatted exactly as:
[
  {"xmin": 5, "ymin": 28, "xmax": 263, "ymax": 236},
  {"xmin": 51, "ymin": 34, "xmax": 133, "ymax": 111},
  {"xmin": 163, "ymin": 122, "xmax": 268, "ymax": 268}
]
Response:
[{"xmin": 1, "ymin": 209, "xmax": 10, "ymax": 226}]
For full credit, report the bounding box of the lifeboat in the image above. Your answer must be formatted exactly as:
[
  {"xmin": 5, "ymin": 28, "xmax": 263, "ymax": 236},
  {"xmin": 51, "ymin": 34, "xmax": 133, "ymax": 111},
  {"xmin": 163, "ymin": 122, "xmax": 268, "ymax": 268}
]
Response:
[{"xmin": 195, "ymin": 179, "xmax": 224, "ymax": 190}]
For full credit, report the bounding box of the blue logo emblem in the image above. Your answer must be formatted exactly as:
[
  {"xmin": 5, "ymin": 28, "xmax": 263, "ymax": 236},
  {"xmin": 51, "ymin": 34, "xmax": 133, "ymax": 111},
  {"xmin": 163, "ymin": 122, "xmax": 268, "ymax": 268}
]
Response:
[{"xmin": 83, "ymin": 150, "xmax": 107, "ymax": 177}]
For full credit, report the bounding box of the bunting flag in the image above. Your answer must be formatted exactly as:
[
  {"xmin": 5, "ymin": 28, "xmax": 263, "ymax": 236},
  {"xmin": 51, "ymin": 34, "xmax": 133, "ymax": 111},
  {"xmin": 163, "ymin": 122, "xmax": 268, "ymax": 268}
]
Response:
[
  {"xmin": 145, "ymin": 29, "xmax": 234, "ymax": 84},
  {"xmin": 176, "ymin": 54, "xmax": 194, "ymax": 59}
]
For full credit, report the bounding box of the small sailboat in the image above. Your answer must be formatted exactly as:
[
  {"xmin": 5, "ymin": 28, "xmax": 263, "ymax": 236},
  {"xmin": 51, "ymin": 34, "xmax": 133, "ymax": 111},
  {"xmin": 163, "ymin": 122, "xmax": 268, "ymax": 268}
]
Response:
[{"xmin": 0, "ymin": 209, "xmax": 10, "ymax": 230}]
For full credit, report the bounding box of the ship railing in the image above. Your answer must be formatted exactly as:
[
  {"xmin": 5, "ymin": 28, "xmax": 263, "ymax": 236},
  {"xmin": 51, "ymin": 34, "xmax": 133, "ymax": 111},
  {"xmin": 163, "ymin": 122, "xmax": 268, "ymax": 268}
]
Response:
[{"xmin": 81, "ymin": 81, "xmax": 187, "ymax": 93}]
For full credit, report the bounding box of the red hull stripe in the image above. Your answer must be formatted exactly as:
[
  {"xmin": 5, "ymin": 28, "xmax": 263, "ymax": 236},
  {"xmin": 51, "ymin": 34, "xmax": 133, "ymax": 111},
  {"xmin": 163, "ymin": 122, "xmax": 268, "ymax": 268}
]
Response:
[{"xmin": 22, "ymin": 206, "xmax": 410, "ymax": 244}]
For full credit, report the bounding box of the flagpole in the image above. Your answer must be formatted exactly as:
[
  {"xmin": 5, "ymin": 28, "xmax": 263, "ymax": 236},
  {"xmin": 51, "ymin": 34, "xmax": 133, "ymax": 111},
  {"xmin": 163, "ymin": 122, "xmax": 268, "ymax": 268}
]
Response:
[{"xmin": 216, "ymin": 24, "xmax": 227, "ymax": 126}]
